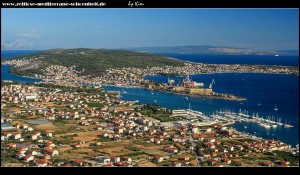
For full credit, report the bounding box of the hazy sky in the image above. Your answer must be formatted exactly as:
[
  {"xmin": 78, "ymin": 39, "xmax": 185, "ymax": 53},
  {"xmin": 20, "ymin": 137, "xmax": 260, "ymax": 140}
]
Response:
[{"xmin": 1, "ymin": 8, "xmax": 299, "ymax": 51}]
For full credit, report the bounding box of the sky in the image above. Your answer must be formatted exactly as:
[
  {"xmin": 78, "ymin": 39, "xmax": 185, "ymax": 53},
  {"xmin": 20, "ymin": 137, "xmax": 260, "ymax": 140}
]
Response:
[{"xmin": 1, "ymin": 8, "xmax": 299, "ymax": 51}]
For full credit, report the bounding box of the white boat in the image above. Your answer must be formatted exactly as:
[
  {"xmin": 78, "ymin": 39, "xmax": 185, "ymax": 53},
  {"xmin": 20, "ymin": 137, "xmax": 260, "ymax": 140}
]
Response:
[
  {"xmin": 275, "ymin": 54, "xmax": 279, "ymax": 56},
  {"xmin": 274, "ymin": 105, "xmax": 278, "ymax": 111},
  {"xmin": 154, "ymin": 100, "xmax": 157, "ymax": 103},
  {"xmin": 260, "ymin": 123, "xmax": 271, "ymax": 128},
  {"xmin": 272, "ymin": 124, "xmax": 277, "ymax": 128}
]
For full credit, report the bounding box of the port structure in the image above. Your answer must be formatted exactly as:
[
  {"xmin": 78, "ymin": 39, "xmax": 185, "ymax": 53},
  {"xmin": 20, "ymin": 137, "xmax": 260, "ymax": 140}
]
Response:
[{"xmin": 168, "ymin": 75, "xmax": 214, "ymax": 95}]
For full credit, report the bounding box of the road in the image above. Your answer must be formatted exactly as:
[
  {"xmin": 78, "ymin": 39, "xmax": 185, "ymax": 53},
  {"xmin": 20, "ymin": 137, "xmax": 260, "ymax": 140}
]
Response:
[{"xmin": 188, "ymin": 131, "xmax": 202, "ymax": 167}]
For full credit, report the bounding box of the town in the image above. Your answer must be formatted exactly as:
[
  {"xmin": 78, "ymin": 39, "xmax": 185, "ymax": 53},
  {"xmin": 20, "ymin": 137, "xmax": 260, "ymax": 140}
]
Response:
[
  {"xmin": 1, "ymin": 83, "xmax": 299, "ymax": 167},
  {"xmin": 2, "ymin": 58, "xmax": 299, "ymax": 94}
]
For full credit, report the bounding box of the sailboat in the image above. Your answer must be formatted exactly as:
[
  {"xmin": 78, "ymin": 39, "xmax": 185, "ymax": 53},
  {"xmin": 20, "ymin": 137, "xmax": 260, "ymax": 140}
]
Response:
[{"xmin": 274, "ymin": 105, "xmax": 278, "ymax": 111}]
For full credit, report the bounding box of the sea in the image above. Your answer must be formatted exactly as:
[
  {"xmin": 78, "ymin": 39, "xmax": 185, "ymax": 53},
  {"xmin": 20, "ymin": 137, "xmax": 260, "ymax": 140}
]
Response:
[{"xmin": 1, "ymin": 50, "xmax": 299, "ymax": 146}]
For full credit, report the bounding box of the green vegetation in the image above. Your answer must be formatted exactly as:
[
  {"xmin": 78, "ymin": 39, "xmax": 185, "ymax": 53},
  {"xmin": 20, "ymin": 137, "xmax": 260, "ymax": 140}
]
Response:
[
  {"xmin": 141, "ymin": 104, "xmax": 172, "ymax": 115},
  {"xmin": 53, "ymin": 118, "xmax": 67, "ymax": 124},
  {"xmin": 98, "ymin": 137, "xmax": 112, "ymax": 142},
  {"xmin": 272, "ymin": 150, "xmax": 299, "ymax": 166},
  {"xmin": 61, "ymin": 134, "xmax": 78, "ymax": 139},
  {"xmin": 139, "ymin": 104, "xmax": 179, "ymax": 122},
  {"xmin": 121, "ymin": 151, "xmax": 146, "ymax": 157},
  {"xmin": 87, "ymin": 102, "xmax": 103, "ymax": 108},
  {"xmin": 6, "ymin": 48, "xmax": 184, "ymax": 76},
  {"xmin": 230, "ymin": 160, "xmax": 243, "ymax": 166},
  {"xmin": 125, "ymin": 146, "xmax": 141, "ymax": 152},
  {"xmin": 27, "ymin": 82, "xmax": 105, "ymax": 94},
  {"xmin": 1, "ymin": 149, "xmax": 17, "ymax": 163}
]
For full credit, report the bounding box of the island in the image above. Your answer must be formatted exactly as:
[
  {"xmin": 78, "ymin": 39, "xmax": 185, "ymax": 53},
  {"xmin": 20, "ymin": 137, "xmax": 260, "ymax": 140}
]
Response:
[{"xmin": 1, "ymin": 48, "xmax": 299, "ymax": 102}]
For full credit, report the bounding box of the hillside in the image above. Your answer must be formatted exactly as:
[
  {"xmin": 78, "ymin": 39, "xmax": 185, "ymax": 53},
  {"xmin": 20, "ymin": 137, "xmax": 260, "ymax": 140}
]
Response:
[
  {"xmin": 126, "ymin": 45, "xmax": 280, "ymax": 55},
  {"xmin": 3, "ymin": 48, "xmax": 184, "ymax": 76}
]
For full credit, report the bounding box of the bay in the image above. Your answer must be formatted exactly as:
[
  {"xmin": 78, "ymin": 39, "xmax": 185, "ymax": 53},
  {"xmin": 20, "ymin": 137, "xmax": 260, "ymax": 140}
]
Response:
[
  {"xmin": 1, "ymin": 50, "xmax": 299, "ymax": 146},
  {"xmin": 1, "ymin": 50, "xmax": 42, "ymax": 83}
]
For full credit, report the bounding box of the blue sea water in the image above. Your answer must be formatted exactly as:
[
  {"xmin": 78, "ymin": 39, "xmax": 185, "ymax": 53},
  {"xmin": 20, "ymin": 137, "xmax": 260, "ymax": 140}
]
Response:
[
  {"xmin": 1, "ymin": 50, "xmax": 41, "ymax": 59},
  {"xmin": 105, "ymin": 73, "xmax": 299, "ymax": 146},
  {"xmin": 157, "ymin": 53, "xmax": 299, "ymax": 66},
  {"xmin": 1, "ymin": 50, "xmax": 299, "ymax": 146},
  {"xmin": 1, "ymin": 50, "xmax": 41, "ymax": 83}
]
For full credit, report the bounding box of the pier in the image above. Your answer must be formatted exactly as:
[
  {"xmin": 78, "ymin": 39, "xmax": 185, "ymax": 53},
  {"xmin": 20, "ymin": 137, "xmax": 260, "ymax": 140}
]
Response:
[{"xmin": 209, "ymin": 109, "xmax": 294, "ymax": 129}]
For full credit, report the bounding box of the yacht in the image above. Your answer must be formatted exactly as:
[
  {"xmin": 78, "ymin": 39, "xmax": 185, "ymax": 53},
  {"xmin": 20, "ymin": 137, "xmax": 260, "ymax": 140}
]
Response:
[
  {"xmin": 274, "ymin": 105, "xmax": 278, "ymax": 111},
  {"xmin": 260, "ymin": 123, "xmax": 271, "ymax": 128}
]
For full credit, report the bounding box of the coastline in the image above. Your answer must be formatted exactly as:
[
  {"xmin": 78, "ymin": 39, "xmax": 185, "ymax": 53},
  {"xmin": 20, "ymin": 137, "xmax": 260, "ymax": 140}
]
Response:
[
  {"xmin": 155, "ymin": 71, "xmax": 299, "ymax": 77},
  {"xmin": 1, "ymin": 65, "xmax": 299, "ymax": 146},
  {"xmin": 1, "ymin": 64, "xmax": 42, "ymax": 81}
]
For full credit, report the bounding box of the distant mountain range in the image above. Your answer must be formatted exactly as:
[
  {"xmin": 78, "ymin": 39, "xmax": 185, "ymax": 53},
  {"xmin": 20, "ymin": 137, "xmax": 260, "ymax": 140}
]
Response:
[{"xmin": 126, "ymin": 45, "xmax": 299, "ymax": 56}]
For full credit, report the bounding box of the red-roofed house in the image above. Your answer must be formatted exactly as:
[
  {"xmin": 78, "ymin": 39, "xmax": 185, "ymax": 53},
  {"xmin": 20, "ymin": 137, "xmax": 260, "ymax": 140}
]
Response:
[
  {"xmin": 43, "ymin": 147, "xmax": 59, "ymax": 156},
  {"xmin": 34, "ymin": 158, "xmax": 48, "ymax": 167},
  {"xmin": 153, "ymin": 155, "xmax": 163, "ymax": 163},
  {"xmin": 262, "ymin": 161, "xmax": 273, "ymax": 167},
  {"xmin": 222, "ymin": 157, "xmax": 231, "ymax": 164},
  {"xmin": 173, "ymin": 162, "xmax": 182, "ymax": 167},
  {"xmin": 24, "ymin": 155, "xmax": 34, "ymax": 162},
  {"xmin": 6, "ymin": 143, "xmax": 16, "ymax": 149},
  {"xmin": 15, "ymin": 152, "xmax": 25, "ymax": 160},
  {"xmin": 72, "ymin": 159, "xmax": 83, "ymax": 166}
]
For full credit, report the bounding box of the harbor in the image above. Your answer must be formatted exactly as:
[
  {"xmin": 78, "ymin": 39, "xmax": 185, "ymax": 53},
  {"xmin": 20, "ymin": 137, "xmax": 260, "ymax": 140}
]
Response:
[
  {"xmin": 103, "ymin": 73, "xmax": 299, "ymax": 146},
  {"xmin": 210, "ymin": 108, "xmax": 294, "ymax": 129},
  {"xmin": 170, "ymin": 107, "xmax": 294, "ymax": 130},
  {"xmin": 2, "ymin": 51, "xmax": 299, "ymax": 146}
]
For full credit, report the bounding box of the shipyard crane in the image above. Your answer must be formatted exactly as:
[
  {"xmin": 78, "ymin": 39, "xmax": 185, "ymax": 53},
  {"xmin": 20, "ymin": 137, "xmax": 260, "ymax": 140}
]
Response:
[{"xmin": 209, "ymin": 79, "xmax": 215, "ymax": 89}]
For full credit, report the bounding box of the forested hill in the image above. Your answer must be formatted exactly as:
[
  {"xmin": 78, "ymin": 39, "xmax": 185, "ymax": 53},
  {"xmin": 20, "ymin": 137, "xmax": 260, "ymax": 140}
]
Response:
[{"xmin": 3, "ymin": 48, "xmax": 184, "ymax": 76}]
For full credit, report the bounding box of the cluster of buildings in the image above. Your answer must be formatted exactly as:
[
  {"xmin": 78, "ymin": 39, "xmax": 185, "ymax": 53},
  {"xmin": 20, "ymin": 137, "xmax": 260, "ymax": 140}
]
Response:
[
  {"xmin": 3, "ymin": 129, "xmax": 58, "ymax": 167},
  {"xmin": 1, "ymin": 84, "xmax": 298, "ymax": 167},
  {"xmin": 192, "ymin": 125, "xmax": 293, "ymax": 167},
  {"xmin": 2, "ymin": 56, "xmax": 44, "ymax": 67},
  {"xmin": 2, "ymin": 56, "xmax": 299, "ymax": 90}
]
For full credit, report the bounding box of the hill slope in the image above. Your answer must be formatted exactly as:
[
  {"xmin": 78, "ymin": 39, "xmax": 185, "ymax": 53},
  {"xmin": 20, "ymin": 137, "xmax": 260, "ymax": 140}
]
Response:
[{"xmin": 3, "ymin": 48, "xmax": 184, "ymax": 76}]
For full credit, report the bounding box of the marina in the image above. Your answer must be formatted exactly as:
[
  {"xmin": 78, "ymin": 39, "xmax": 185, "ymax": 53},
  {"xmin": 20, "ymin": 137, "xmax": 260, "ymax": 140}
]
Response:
[
  {"xmin": 209, "ymin": 108, "xmax": 294, "ymax": 129},
  {"xmin": 171, "ymin": 107, "xmax": 294, "ymax": 130}
]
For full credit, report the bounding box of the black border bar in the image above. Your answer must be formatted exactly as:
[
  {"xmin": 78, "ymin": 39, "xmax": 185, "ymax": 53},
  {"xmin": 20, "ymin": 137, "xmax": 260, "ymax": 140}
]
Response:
[{"xmin": 1, "ymin": 0, "xmax": 299, "ymax": 8}]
